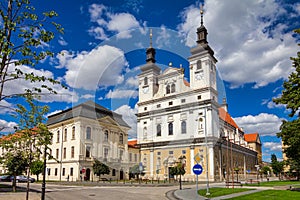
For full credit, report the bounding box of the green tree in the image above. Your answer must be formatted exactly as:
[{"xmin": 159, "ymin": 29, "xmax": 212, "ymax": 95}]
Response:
[
  {"xmin": 92, "ymin": 159, "xmax": 110, "ymax": 181},
  {"xmin": 0, "ymin": 0, "xmax": 64, "ymax": 102},
  {"xmin": 0, "ymin": 94, "xmax": 52, "ymax": 197},
  {"xmin": 4, "ymin": 151, "xmax": 28, "ymax": 192},
  {"xmin": 262, "ymin": 166, "xmax": 271, "ymax": 179},
  {"xmin": 273, "ymin": 28, "xmax": 300, "ymax": 181},
  {"xmin": 30, "ymin": 160, "xmax": 43, "ymax": 181},
  {"xmin": 271, "ymin": 154, "xmax": 284, "ymax": 180}
]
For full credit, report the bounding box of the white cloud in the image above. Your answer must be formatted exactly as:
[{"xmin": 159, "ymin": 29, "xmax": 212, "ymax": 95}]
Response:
[
  {"xmin": 156, "ymin": 25, "xmax": 171, "ymax": 48},
  {"xmin": 177, "ymin": 0, "xmax": 299, "ymax": 88},
  {"xmin": 125, "ymin": 76, "xmax": 139, "ymax": 87},
  {"xmin": 264, "ymin": 142, "xmax": 282, "ymax": 152},
  {"xmin": 114, "ymin": 104, "xmax": 137, "ymax": 138},
  {"xmin": 3, "ymin": 64, "xmax": 78, "ymax": 103},
  {"xmin": 233, "ymin": 113, "xmax": 283, "ymax": 136},
  {"xmin": 88, "ymin": 4, "xmax": 146, "ymax": 40},
  {"xmin": 0, "ymin": 119, "xmax": 17, "ymax": 133},
  {"xmin": 105, "ymin": 89, "xmax": 138, "ymax": 99},
  {"xmin": 81, "ymin": 94, "xmax": 95, "ymax": 99},
  {"xmin": 0, "ymin": 100, "xmax": 14, "ymax": 114},
  {"xmin": 60, "ymin": 45, "xmax": 127, "ymax": 90},
  {"xmin": 58, "ymin": 36, "xmax": 68, "ymax": 46}
]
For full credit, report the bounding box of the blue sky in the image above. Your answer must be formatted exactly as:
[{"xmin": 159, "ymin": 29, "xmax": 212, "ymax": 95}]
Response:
[{"xmin": 1, "ymin": 0, "xmax": 300, "ymax": 162}]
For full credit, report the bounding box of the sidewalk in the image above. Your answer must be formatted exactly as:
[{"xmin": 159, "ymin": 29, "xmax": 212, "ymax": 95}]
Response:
[
  {"xmin": 174, "ymin": 188, "xmax": 263, "ymax": 200},
  {"xmin": 173, "ymin": 183, "xmax": 277, "ymax": 200},
  {"xmin": 0, "ymin": 192, "xmax": 40, "ymax": 200}
]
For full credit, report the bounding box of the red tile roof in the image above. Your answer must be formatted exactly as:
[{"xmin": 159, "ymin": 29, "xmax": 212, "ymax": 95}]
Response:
[
  {"xmin": 128, "ymin": 139, "xmax": 137, "ymax": 148},
  {"xmin": 218, "ymin": 107, "xmax": 240, "ymax": 130},
  {"xmin": 183, "ymin": 79, "xmax": 190, "ymax": 87},
  {"xmin": 244, "ymin": 133, "xmax": 258, "ymax": 142}
]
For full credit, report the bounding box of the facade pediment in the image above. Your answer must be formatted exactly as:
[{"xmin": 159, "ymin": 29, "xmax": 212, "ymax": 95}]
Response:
[{"xmin": 162, "ymin": 67, "xmax": 180, "ymax": 76}]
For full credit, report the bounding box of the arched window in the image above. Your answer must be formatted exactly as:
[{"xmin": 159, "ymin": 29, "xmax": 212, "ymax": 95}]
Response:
[
  {"xmin": 86, "ymin": 127, "xmax": 91, "ymax": 139},
  {"xmin": 119, "ymin": 133, "xmax": 123, "ymax": 144},
  {"xmin": 144, "ymin": 77, "xmax": 148, "ymax": 85},
  {"xmin": 156, "ymin": 124, "xmax": 161, "ymax": 137},
  {"xmin": 72, "ymin": 126, "xmax": 75, "ymax": 140},
  {"xmin": 166, "ymin": 85, "xmax": 170, "ymax": 94},
  {"xmin": 104, "ymin": 130, "xmax": 109, "ymax": 142},
  {"xmin": 64, "ymin": 128, "xmax": 67, "ymax": 141},
  {"xmin": 143, "ymin": 127, "xmax": 147, "ymax": 139},
  {"xmin": 168, "ymin": 122, "xmax": 173, "ymax": 135},
  {"xmin": 57, "ymin": 130, "xmax": 60, "ymax": 143},
  {"xmin": 197, "ymin": 60, "xmax": 202, "ymax": 70},
  {"xmin": 181, "ymin": 121, "xmax": 187, "ymax": 134},
  {"xmin": 171, "ymin": 83, "xmax": 176, "ymax": 93}
]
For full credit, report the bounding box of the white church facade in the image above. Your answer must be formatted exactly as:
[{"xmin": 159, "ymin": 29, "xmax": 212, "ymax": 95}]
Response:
[{"xmin": 137, "ymin": 11, "xmax": 258, "ymax": 182}]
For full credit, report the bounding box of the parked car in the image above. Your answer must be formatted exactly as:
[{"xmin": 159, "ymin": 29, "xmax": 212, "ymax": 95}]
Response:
[
  {"xmin": 0, "ymin": 175, "xmax": 12, "ymax": 182},
  {"xmin": 11, "ymin": 175, "xmax": 35, "ymax": 183}
]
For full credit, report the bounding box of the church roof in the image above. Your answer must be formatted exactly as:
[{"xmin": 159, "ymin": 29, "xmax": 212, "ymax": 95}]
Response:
[
  {"xmin": 244, "ymin": 133, "xmax": 261, "ymax": 143},
  {"xmin": 47, "ymin": 101, "xmax": 130, "ymax": 128},
  {"xmin": 128, "ymin": 139, "xmax": 138, "ymax": 148},
  {"xmin": 218, "ymin": 107, "xmax": 240, "ymax": 130}
]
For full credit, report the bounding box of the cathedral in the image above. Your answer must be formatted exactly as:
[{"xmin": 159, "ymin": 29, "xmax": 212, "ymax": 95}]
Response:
[{"xmin": 137, "ymin": 9, "xmax": 259, "ymax": 181}]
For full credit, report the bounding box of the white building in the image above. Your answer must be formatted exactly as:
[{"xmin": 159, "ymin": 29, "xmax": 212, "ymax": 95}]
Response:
[
  {"xmin": 137, "ymin": 11, "xmax": 258, "ymax": 181},
  {"xmin": 46, "ymin": 101, "xmax": 131, "ymax": 181}
]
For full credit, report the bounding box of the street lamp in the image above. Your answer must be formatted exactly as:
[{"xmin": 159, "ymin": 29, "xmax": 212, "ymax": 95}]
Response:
[
  {"xmin": 178, "ymin": 156, "xmax": 185, "ymax": 190},
  {"xmin": 200, "ymin": 108, "xmax": 210, "ymax": 195}
]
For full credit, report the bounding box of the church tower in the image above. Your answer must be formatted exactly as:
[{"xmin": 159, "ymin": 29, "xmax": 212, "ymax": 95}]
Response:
[
  {"xmin": 189, "ymin": 5, "xmax": 218, "ymax": 100},
  {"xmin": 138, "ymin": 29, "xmax": 160, "ymax": 102}
]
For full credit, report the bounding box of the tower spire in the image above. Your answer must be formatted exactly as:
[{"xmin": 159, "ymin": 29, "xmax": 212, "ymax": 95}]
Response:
[
  {"xmin": 200, "ymin": 4, "xmax": 204, "ymax": 27},
  {"xmin": 146, "ymin": 28, "xmax": 156, "ymax": 63},
  {"xmin": 150, "ymin": 28, "xmax": 153, "ymax": 48}
]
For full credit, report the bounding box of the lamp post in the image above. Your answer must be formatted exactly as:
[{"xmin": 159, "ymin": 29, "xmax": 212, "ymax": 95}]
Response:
[
  {"xmin": 178, "ymin": 156, "xmax": 185, "ymax": 190},
  {"xmin": 202, "ymin": 108, "xmax": 210, "ymax": 195}
]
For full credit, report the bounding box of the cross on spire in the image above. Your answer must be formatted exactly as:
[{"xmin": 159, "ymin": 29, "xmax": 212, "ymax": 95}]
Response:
[{"xmin": 200, "ymin": 4, "xmax": 204, "ymax": 27}]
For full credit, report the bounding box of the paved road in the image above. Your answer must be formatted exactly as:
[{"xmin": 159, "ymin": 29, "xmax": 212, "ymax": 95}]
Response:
[{"xmin": 4, "ymin": 182, "xmax": 179, "ymax": 200}]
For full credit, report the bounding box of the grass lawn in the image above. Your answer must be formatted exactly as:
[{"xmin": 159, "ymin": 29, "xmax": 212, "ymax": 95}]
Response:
[
  {"xmin": 198, "ymin": 187, "xmax": 253, "ymax": 198},
  {"xmin": 245, "ymin": 180, "xmax": 300, "ymax": 187},
  {"xmin": 228, "ymin": 190, "xmax": 300, "ymax": 200}
]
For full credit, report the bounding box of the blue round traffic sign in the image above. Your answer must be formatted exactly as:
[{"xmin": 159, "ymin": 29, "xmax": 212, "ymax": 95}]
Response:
[{"xmin": 193, "ymin": 164, "xmax": 203, "ymax": 175}]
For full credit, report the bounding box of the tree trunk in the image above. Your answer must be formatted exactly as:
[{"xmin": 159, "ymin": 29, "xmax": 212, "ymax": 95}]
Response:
[{"xmin": 12, "ymin": 173, "xmax": 16, "ymax": 192}]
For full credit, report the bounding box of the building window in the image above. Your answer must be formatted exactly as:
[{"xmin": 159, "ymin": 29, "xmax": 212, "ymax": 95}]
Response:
[
  {"xmin": 157, "ymin": 152, "xmax": 161, "ymax": 155},
  {"xmin": 49, "ymin": 149, "xmax": 52, "ymax": 157},
  {"xmin": 182, "ymin": 150, "xmax": 186, "ymax": 154},
  {"xmin": 47, "ymin": 168, "xmax": 51, "ymax": 176},
  {"xmin": 197, "ymin": 60, "xmax": 202, "ymax": 70},
  {"xmin": 181, "ymin": 121, "xmax": 187, "ymax": 134},
  {"xmin": 169, "ymin": 151, "xmax": 173, "ymax": 155},
  {"xmin": 55, "ymin": 168, "xmax": 58, "ymax": 176},
  {"xmin": 104, "ymin": 148, "xmax": 109, "ymax": 159},
  {"xmin": 119, "ymin": 150, "xmax": 123, "ymax": 161},
  {"xmin": 64, "ymin": 128, "xmax": 67, "ymax": 142},
  {"xmin": 143, "ymin": 127, "xmax": 147, "ymax": 140},
  {"xmin": 198, "ymin": 95, "xmax": 202, "ymax": 100},
  {"xmin": 56, "ymin": 149, "xmax": 59, "ymax": 159},
  {"xmin": 144, "ymin": 77, "xmax": 148, "ymax": 85},
  {"xmin": 86, "ymin": 146, "xmax": 91, "ymax": 158},
  {"xmin": 86, "ymin": 127, "xmax": 91, "ymax": 140},
  {"xmin": 62, "ymin": 168, "xmax": 65, "ymax": 176},
  {"xmin": 72, "ymin": 126, "xmax": 75, "ymax": 140},
  {"xmin": 171, "ymin": 83, "xmax": 175, "ymax": 93},
  {"xmin": 112, "ymin": 169, "xmax": 116, "ymax": 176},
  {"xmin": 157, "ymin": 104, "xmax": 161, "ymax": 108},
  {"xmin": 104, "ymin": 130, "xmax": 108, "ymax": 142},
  {"xmin": 119, "ymin": 133, "xmax": 123, "ymax": 144},
  {"xmin": 63, "ymin": 148, "xmax": 66, "ymax": 159},
  {"xmin": 169, "ymin": 101, "xmax": 173, "ymax": 106},
  {"xmin": 166, "ymin": 85, "xmax": 170, "ymax": 94},
  {"xmin": 57, "ymin": 130, "xmax": 60, "ymax": 143},
  {"xmin": 71, "ymin": 146, "xmax": 74, "ymax": 158},
  {"xmin": 168, "ymin": 122, "xmax": 173, "ymax": 135},
  {"xmin": 129, "ymin": 153, "xmax": 132, "ymax": 162},
  {"xmin": 70, "ymin": 167, "xmax": 73, "ymax": 176},
  {"xmin": 181, "ymin": 99, "xmax": 186, "ymax": 103},
  {"xmin": 156, "ymin": 124, "xmax": 161, "ymax": 137},
  {"xmin": 134, "ymin": 154, "xmax": 137, "ymax": 162},
  {"xmin": 144, "ymin": 107, "xmax": 147, "ymax": 111}
]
